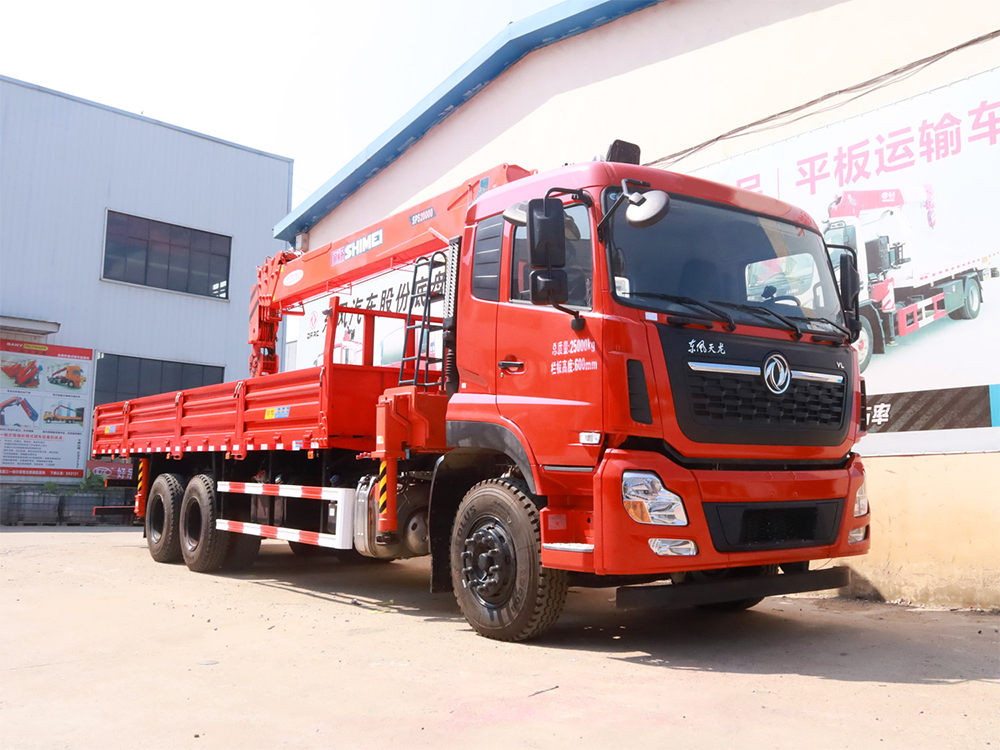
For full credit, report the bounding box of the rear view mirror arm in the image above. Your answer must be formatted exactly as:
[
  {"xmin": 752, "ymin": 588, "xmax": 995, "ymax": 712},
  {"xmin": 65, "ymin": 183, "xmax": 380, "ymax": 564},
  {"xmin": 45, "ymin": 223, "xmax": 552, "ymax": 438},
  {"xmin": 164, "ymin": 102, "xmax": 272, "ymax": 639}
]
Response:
[{"xmin": 596, "ymin": 178, "xmax": 651, "ymax": 242}]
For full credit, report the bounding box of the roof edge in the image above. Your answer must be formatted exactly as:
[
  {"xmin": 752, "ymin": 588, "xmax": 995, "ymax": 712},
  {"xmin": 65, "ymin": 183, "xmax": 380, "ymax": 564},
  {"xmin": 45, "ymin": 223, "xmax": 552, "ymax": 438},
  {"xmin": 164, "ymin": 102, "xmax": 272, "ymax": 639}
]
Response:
[
  {"xmin": 274, "ymin": 0, "xmax": 663, "ymax": 242},
  {"xmin": 0, "ymin": 75, "xmax": 294, "ymax": 164}
]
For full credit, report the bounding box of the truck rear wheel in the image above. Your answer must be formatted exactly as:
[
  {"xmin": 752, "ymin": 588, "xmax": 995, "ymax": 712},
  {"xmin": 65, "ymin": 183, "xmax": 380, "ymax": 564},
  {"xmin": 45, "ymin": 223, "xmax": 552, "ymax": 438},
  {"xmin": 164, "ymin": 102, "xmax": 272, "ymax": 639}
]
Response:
[
  {"xmin": 146, "ymin": 473, "xmax": 184, "ymax": 563},
  {"xmin": 949, "ymin": 278, "xmax": 981, "ymax": 320},
  {"xmin": 450, "ymin": 479, "xmax": 568, "ymax": 642},
  {"xmin": 179, "ymin": 474, "xmax": 230, "ymax": 573}
]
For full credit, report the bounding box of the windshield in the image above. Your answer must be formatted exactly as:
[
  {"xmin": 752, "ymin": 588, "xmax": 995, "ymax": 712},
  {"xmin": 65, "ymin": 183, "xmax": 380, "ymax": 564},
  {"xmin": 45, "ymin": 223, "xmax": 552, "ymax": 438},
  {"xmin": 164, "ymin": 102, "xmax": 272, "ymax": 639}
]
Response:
[{"xmin": 605, "ymin": 190, "xmax": 845, "ymax": 330}]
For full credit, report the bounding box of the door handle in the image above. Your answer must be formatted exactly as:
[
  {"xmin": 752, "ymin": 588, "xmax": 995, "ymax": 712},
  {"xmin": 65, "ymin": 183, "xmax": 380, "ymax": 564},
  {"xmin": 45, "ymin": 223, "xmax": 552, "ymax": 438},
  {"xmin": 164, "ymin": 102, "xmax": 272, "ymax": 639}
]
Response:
[{"xmin": 498, "ymin": 360, "xmax": 525, "ymax": 371}]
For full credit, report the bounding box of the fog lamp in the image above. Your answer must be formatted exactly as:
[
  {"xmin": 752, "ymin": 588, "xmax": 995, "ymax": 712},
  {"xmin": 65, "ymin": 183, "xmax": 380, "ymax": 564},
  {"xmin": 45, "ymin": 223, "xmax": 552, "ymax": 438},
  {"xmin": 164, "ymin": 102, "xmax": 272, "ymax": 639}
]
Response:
[
  {"xmin": 649, "ymin": 538, "xmax": 699, "ymax": 556},
  {"xmin": 854, "ymin": 479, "xmax": 869, "ymax": 517},
  {"xmin": 622, "ymin": 471, "xmax": 688, "ymax": 526},
  {"xmin": 848, "ymin": 526, "xmax": 868, "ymax": 544}
]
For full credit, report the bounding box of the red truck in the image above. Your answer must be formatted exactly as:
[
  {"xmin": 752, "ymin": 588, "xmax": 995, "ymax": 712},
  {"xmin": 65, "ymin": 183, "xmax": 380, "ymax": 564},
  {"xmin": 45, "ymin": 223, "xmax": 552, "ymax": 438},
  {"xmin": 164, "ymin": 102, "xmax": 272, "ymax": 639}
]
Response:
[{"xmin": 93, "ymin": 142, "xmax": 871, "ymax": 641}]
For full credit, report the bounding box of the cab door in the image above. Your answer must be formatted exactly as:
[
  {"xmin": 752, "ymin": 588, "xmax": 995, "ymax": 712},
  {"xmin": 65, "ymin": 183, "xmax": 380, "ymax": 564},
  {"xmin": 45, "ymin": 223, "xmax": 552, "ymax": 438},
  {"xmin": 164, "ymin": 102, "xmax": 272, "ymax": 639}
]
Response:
[{"xmin": 496, "ymin": 203, "xmax": 604, "ymax": 467}]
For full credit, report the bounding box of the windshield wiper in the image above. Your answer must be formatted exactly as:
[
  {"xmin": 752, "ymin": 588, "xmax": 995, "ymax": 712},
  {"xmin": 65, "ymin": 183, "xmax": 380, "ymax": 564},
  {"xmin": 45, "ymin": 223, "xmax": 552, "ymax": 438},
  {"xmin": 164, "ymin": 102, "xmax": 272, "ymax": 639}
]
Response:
[
  {"xmin": 624, "ymin": 292, "xmax": 737, "ymax": 331},
  {"xmin": 709, "ymin": 301, "xmax": 804, "ymax": 340}
]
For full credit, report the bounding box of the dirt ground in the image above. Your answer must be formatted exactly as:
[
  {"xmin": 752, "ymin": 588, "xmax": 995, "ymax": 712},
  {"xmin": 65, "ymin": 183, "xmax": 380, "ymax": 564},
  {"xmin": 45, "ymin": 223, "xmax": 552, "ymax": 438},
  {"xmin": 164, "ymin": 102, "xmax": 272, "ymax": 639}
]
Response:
[{"xmin": 1, "ymin": 528, "xmax": 997, "ymax": 750}]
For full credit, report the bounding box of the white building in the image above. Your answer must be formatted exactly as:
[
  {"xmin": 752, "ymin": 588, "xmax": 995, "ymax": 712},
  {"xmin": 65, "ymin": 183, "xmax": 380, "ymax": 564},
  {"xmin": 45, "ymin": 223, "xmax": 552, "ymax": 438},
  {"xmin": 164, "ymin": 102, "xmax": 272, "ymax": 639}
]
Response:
[
  {"xmin": 273, "ymin": 0, "xmax": 1000, "ymax": 607},
  {"xmin": 0, "ymin": 76, "xmax": 291, "ymax": 480}
]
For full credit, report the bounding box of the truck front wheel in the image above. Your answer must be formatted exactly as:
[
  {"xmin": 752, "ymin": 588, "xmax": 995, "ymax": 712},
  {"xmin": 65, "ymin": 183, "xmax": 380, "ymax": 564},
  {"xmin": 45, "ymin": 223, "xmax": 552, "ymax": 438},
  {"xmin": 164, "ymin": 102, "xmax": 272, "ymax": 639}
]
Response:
[
  {"xmin": 179, "ymin": 474, "xmax": 230, "ymax": 573},
  {"xmin": 450, "ymin": 479, "xmax": 567, "ymax": 642},
  {"xmin": 949, "ymin": 278, "xmax": 981, "ymax": 320},
  {"xmin": 146, "ymin": 473, "xmax": 184, "ymax": 563}
]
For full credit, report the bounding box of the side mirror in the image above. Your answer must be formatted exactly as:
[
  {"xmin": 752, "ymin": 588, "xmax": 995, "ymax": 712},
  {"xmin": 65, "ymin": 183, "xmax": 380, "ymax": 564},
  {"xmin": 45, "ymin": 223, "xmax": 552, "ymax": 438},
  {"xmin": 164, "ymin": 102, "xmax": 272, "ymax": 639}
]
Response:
[
  {"xmin": 527, "ymin": 198, "xmax": 566, "ymax": 269},
  {"xmin": 839, "ymin": 252, "xmax": 863, "ymax": 341},
  {"xmin": 502, "ymin": 202, "xmax": 527, "ymax": 227},
  {"xmin": 529, "ymin": 269, "xmax": 568, "ymax": 306},
  {"xmin": 625, "ymin": 190, "xmax": 670, "ymax": 228}
]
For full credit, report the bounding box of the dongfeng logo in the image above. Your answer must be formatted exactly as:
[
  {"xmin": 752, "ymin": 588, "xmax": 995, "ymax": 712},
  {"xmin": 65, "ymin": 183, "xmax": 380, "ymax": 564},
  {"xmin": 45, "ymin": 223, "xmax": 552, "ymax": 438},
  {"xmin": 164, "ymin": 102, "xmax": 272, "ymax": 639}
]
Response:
[{"xmin": 763, "ymin": 353, "xmax": 791, "ymax": 395}]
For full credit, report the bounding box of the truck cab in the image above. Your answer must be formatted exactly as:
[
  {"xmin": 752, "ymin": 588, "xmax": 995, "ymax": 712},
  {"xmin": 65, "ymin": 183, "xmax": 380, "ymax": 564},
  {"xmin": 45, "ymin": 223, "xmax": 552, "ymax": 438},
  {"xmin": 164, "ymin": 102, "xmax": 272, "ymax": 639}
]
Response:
[{"xmin": 443, "ymin": 161, "xmax": 868, "ymax": 589}]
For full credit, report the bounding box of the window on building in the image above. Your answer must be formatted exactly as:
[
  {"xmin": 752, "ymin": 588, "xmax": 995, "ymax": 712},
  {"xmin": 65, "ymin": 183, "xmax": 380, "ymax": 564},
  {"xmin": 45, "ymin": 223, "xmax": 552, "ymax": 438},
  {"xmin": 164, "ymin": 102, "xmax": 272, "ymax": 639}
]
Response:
[
  {"xmin": 103, "ymin": 211, "xmax": 231, "ymax": 299},
  {"xmin": 94, "ymin": 353, "xmax": 224, "ymax": 406}
]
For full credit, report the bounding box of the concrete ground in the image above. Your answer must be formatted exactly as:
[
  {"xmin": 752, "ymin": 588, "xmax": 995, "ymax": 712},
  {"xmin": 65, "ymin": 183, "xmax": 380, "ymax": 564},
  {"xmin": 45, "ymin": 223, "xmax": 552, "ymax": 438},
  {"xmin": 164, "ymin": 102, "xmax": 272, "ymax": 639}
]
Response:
[{"xmin": 1, "ymin": 528, "xmax": 997, "ymax": 750}]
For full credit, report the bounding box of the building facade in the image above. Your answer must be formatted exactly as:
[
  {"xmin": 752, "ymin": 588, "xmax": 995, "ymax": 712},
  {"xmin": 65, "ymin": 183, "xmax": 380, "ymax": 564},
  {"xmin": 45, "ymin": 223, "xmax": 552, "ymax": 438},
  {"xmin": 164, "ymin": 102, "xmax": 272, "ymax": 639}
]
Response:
[{"xmin": 0, "ymin": 76, "xmax": 292, "ymax": 482}]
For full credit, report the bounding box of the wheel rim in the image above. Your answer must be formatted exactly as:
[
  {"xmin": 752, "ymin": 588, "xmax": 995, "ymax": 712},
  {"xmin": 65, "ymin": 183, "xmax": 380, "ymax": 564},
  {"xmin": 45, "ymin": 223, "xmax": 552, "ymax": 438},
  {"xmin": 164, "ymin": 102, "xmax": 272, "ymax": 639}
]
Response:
[
  {"xmin": 183, "ymin": 502, "xmax": 202, "ymax": 552},
  {"xmin": 149, "ymin": 495, "xmax": 164, "ymax": 544},
  {"xmin": 461, "ymin": 515, "xmax": 516, "ymax": 607},
  {"xmin": 970, "ymin": 284, "xmax": 981, "ymax": 313},
  {"xmin": 855, "ymin": 324, "xmax": 870, "ymax": 362}
]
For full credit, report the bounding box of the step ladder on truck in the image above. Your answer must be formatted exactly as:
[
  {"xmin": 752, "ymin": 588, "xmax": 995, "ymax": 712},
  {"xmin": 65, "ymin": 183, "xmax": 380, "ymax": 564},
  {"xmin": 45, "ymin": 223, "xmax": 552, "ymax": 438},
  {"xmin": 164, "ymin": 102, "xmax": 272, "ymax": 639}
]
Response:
[{"xmin": 93, "ymin": 142, "xmax": 872, "ymax": 641}]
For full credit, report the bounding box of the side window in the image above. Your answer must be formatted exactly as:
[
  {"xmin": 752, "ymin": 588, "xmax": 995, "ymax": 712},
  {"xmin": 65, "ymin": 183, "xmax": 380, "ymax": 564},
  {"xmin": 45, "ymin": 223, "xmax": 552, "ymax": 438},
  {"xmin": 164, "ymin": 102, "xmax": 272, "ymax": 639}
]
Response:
[
  {"xmin": 471, "ymin": 215, "xmax": 504, "ymax": 301},
  {"xmin": 510, "ymin": 203, "xmax": 593, "ymax": 308}
]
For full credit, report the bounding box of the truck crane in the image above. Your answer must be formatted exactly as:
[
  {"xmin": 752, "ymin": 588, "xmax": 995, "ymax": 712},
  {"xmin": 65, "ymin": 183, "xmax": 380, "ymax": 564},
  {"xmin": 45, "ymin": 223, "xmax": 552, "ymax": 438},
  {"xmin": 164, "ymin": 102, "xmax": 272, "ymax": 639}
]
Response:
[
  {"xmin": 1, "ymin": 359, "xmax": 41, "ymax": 388},
  {"xmin": 43, "ymin": 404, "xmax": 85, "ymax": 424},
  {"xmin": 93, "ymin": 144, "xmax": 871, "ymax": 641},
  {"xmin": 47, "ymin": 365, "xmax": 86, "ymax": 389},
  {"xmin": 0, "ymin": 396, "xmax": 39, "ymax": 425}
]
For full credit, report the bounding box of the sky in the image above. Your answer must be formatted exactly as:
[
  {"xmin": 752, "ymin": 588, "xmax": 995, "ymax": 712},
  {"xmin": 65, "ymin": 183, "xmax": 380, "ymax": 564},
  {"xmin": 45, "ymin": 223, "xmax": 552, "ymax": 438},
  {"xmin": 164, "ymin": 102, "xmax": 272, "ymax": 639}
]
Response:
[{"xmin": 0, "ymin": 0, "xmax": 564, "ymax": 210}]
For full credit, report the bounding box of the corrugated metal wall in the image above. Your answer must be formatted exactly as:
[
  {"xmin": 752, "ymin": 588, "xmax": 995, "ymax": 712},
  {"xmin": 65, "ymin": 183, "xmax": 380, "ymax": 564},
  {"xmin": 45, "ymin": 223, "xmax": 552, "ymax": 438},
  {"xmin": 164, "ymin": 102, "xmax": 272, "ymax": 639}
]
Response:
[{"xmin": 0, "ymin": 77, "xmax": 292, "ymax": 379}]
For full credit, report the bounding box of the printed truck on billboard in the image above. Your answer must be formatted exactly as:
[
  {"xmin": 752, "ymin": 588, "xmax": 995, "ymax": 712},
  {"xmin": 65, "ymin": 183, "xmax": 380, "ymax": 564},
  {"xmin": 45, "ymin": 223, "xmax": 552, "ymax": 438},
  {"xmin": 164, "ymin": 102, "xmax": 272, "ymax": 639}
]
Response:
[{"xmin": 824, "ymin": 185, "xmax": 998, "ymax": 371}]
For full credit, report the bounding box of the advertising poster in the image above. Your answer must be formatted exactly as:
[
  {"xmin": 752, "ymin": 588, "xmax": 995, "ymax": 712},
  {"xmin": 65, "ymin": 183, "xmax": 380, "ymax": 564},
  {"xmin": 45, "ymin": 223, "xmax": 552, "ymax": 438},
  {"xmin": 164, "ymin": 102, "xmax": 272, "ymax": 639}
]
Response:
[
  {"xmin": 691, "ymin": 69, "xmax": 1000, "ymax": 455},
  {"xmin": 0, "ymin": 339, "xmax": 95, "ymax": 479}
]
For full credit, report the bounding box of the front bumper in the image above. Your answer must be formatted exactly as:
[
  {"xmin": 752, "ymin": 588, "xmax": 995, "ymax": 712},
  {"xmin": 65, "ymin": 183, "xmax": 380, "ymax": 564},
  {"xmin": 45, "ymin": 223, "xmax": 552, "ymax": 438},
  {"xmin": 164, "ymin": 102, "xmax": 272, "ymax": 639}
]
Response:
[{"xmin": 543, "ymin": 448, "xmax": 870, "ymax": 576}]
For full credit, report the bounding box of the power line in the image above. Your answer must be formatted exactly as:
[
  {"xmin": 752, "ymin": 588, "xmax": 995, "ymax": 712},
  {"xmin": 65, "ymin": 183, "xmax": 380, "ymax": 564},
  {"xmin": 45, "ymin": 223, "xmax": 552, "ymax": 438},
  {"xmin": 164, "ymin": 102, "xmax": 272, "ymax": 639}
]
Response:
[{"xmin": 644, "ymin": 28, "xmax": 1000, "ymax": 169}]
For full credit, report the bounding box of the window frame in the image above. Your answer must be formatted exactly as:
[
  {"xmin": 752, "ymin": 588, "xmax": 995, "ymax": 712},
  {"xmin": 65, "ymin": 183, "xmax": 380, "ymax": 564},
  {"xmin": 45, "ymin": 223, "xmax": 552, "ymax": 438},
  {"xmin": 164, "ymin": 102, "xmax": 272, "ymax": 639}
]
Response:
[
  {"xmin": 101, "ymin": 209, "xmax": 232, "ymax": 301},
  {"xmin": 93, "ymin": 352, "xmax": 225, "ymax": 407}
]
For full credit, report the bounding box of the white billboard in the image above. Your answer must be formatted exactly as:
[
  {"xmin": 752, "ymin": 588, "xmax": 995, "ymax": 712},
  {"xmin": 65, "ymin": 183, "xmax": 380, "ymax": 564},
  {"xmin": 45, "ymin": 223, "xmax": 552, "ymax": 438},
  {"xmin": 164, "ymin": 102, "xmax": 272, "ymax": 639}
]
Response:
[
  {"xmin": 0, "ymin": 340, "xmax": 95, "ymax": 480},
  {"xmin": 691, "ymin": 68, "xmax": 1000, "ymax": 455}
]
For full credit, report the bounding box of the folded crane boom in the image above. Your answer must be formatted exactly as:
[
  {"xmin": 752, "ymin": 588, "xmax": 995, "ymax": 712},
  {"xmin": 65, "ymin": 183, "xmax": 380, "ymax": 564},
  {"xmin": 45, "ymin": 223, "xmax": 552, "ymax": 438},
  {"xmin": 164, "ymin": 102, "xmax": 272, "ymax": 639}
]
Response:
[{"xmin": 249, "ymin": 164, "xmax": 533, "ymax": 376}]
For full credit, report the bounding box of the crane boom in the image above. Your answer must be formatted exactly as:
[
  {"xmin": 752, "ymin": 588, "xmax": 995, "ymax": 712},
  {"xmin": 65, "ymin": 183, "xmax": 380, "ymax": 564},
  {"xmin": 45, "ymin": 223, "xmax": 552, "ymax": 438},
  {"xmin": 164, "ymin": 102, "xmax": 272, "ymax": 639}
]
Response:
[{"xmin": 249, "ymin": 163, "xmax": 533, "ymax": 376}]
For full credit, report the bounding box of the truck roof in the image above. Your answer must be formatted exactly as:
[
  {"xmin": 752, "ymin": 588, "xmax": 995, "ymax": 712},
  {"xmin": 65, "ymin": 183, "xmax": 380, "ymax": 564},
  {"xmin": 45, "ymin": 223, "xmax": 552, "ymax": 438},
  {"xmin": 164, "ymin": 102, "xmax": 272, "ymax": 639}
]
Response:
[{"xmin": 472, "ymin": 161, "xmax": 821, "ymax": 233}]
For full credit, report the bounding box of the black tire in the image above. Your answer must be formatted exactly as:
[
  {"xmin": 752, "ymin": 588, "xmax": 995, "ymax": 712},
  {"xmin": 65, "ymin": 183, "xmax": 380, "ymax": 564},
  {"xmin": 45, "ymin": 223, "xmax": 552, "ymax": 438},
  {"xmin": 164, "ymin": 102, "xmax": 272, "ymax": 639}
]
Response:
[
  {"xmin": 855, "ymin": 315, "xmax": 874, "ymax": 373},
  {"xmin": 222, "ymin": 533, "xmax": 261, "ymax": 571},
  {"xmin": 179, "ymin": 474, "xmax": 230, "ymax": 573},
  {"xmin": 948, "ymin": 278, "xmax": 981, "ymax": 320},
  {"xmin": 450, "ymin": 479, "xmax": 568, "ymax": 642},
  {"xmin": 694, "ymin": 564, "xmax": 778, "ymax": 612},
  {"xmin": 146, "ymin": 473, "xmax": 184, "ymax": 563}
]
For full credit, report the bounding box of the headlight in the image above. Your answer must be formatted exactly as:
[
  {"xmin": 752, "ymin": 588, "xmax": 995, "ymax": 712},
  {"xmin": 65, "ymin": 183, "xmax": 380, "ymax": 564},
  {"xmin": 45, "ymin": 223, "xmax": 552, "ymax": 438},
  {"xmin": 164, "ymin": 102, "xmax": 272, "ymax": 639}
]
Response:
[
  {"xmin": 622, "ymin": 471, "xmax": 688, "ymax": 526},
  {"xmin": 854, "ymin": 479, "xmax": 869, "ymax": 517},
  {"xmin": 848, "ymin": 526, "xmax": 868, "ymax": 544}
]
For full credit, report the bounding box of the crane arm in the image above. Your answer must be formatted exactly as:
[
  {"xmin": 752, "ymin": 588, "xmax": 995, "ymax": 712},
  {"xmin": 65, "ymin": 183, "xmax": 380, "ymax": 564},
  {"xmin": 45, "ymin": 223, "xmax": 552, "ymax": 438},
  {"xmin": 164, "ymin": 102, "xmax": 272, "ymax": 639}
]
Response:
[{"xmin": 249, "ymin": 163, "xmax": 533, "ymax": 376}]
